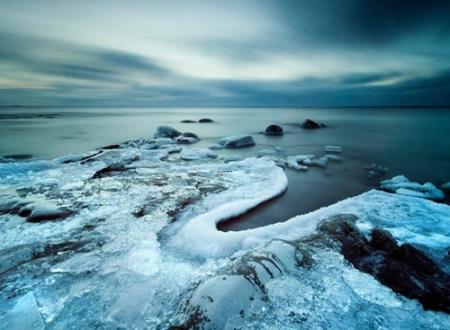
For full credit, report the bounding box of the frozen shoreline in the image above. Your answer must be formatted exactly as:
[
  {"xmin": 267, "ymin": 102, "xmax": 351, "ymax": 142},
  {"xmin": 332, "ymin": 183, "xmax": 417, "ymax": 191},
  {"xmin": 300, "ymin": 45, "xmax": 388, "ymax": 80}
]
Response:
[{"xmin": 1, "ymin": 137, "xmax": 450, "ymax": 329}]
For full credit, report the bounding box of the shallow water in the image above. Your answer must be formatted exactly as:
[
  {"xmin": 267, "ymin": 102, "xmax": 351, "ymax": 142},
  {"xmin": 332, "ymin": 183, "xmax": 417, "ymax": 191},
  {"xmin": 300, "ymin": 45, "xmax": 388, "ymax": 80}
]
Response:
[{"xmin": 1, "ymin": 106, "xmax": 450, "ymax": 230}]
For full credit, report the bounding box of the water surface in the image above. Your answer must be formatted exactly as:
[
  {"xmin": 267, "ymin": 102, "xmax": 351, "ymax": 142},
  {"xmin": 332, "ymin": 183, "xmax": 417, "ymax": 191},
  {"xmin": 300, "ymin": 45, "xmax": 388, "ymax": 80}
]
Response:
[{"xmin": 1, "ymin": 107, "xmax": 449, "ymax": 230}]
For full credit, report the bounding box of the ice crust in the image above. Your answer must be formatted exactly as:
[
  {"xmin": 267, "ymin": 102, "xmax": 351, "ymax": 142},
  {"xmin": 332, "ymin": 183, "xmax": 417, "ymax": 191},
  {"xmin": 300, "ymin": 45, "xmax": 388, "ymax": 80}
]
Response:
[{"xmin": 1, "ymin": 145, "xmax": 449, "ymax": 329}]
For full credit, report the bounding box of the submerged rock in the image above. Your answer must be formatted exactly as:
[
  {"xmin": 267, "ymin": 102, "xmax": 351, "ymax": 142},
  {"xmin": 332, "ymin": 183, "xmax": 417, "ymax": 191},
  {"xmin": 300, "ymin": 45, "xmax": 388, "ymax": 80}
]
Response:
[
  {"xmin": 219, "ymin": 135, "xmax": 255, "ymax": 148},
  {"xmin": 181, "ymin": 119, "xmax": 196, "ymax": 123},
  {"xmin": 441, "ymin": 182, "xmax": 450, "ymax": 192},
  {"xmin": 153, "ymin": 125, "xmax": 181, "ymax": 139},
  {"xmin": 301, "ymin": 119, "xmax": 325, "ymax": 129},
  {"xmin": 365, "ymin": 163, "xmax": 389, "ymax": 178},
  {"xmin": 263, "ymin": 124, "xmax": 284, "ymax": 136}
]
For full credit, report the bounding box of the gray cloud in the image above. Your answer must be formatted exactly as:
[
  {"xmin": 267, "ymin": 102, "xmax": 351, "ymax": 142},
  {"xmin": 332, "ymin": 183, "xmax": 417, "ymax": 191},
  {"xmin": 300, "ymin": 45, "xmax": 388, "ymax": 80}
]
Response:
[{"xmin": 0, "ymin": 1, "xmax": 449, "ymax": 107}]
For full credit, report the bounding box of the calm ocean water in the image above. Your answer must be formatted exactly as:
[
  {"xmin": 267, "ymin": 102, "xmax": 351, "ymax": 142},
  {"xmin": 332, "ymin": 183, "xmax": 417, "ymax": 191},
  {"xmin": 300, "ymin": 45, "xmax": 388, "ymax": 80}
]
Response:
[{"xmin": 1, "ymin": 107, "xmax": 449, "ymax": 229}]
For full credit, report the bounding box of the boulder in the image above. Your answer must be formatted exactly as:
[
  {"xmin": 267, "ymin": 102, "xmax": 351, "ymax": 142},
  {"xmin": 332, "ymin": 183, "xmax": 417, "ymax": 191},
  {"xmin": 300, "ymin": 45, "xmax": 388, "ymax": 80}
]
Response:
[
  {"xmin": 301, "ymin": 119, "xmax": 325, "ymax": 129},
  {"xmin": 218, "ymin": 135, "xmax": 255, "ymax": 148},
  {"xmin": 198, "ymin": 118, "xmax": 214, "ymax": 123},
  {"xmin": 263, "ymin": 124, "xmax": 284, "ymax": 136},
  {"xmin": 153, "ymin": 126, "xmax": 181, "ymax": 139},
  {"xmin": 26, "ymin": 206, "xmax": 74, "ymax": 223},
  {"xmin": 318, "ymin": 215, "xmax": 450, "ymax": 314}
]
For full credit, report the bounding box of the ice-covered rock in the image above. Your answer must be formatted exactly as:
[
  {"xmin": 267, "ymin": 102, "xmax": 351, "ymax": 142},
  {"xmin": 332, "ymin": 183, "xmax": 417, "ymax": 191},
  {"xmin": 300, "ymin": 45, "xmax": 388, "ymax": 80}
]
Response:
[
  {"xmin": 1, "ymin": 138, "xmax": 450, "ymax": 329},
  {"xmin": 172, "ymin": 215, "xmax": 450, "ymax": 329},
  {"xmin": 26, "ymin": 206, "xmax": 74, "ymax": 223},
  {"xmin": 219, "ymin": 135, "xmax": 255, "ymax": 148},
  {"xmin": 286, "ymin": 156, "xmax": 308, "ymax": 171},
  {"xmin": 179, "ymin": 148, "xmax": 218, "ymax": 161},
  {"xmin": 153, "ymin": 125, "xmax": 181, "ymax": 139},
  {"xmin": 263, "ymin": 124, "xmax": 284, "ymax": 136},
  {"xmin": 303, "ymin": 155, "xmax": 329, "ymax": 168},
  {"xmin": 324, "ymin": 145, "xmax": 342, "ymax": 153},
  {"xmin": 380, "ymin": 175, "xmax": 445, "ymax": 200},
  {"xmin": 293, "ymin": 154, "xmax": 315, "ymax": 163}
]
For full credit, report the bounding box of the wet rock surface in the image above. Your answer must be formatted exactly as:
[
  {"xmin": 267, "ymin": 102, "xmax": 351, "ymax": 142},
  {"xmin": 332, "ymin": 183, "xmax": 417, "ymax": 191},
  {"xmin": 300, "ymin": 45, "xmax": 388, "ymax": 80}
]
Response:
[
  {"xmin": 300, "ymin": 119, "xmax": 326, "ymax": 129},
  {"xmin": 172, "ymin": 214, "xmax": 450, "ymax": 329},
  {"xmin": 154, "ymin": 125, "xmax": 182, "ymax": 139},
  {"xmin": 263, "ymin": 124, "xmax": 284, "ymax": 136},
  {"xmin": 318, "ymin": 215, "xmax": 450, "ymax": 313},
  {"xmin": 219, "ymin": 135, "xmax": 255, "ymax": 148}
]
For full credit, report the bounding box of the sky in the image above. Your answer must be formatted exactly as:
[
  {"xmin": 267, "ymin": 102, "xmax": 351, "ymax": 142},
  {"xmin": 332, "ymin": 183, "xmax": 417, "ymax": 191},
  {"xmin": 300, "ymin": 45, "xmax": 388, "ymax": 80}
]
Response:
[{"xmin": 0, "ymin": 0, "xmax": 449, "ymax": 107}]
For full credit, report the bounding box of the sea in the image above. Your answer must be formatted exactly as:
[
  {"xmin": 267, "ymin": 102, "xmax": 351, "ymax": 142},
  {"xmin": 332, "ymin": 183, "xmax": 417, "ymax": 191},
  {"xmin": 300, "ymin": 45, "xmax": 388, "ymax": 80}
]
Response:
[{"xmin": 1, "ymin": 106, "xmax": 449, "ymax": 230}]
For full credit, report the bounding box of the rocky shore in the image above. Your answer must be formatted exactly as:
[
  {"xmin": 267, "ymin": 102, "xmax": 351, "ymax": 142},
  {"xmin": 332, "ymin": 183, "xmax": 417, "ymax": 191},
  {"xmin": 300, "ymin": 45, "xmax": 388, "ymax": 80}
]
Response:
[{"xmin": 0, "ymin": 123, "xmax": 449, "ymax": 329}]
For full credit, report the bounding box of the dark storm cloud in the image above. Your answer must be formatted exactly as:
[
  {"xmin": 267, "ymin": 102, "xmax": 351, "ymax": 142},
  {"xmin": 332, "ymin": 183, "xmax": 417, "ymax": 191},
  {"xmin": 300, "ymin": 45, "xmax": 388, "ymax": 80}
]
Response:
[
  {"xmin": 0, "ymin": 1, "xmax": 449, "ymax": 106},
  {"xmin": 272, "ymin": 0, "xmax": 450, "ymax": 47}
]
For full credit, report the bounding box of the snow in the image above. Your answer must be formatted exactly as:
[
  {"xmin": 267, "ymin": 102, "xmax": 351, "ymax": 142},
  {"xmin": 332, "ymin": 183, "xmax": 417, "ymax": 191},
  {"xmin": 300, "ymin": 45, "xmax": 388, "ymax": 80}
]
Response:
[{"xmin": 0, "ymin": 143, "xmax": 449, "ymax": 329}]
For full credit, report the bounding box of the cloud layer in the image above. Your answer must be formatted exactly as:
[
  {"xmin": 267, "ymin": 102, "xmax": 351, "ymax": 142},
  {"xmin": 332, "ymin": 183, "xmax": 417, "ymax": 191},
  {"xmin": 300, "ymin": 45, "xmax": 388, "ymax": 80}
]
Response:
[{"xmin": 0, "ymin": 0, "xmax": 449, "ymax": 106}]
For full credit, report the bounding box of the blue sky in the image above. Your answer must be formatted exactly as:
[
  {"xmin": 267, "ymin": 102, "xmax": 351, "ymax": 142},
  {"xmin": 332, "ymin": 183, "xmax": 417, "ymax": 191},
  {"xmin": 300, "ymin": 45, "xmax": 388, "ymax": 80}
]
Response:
[{"xmin": 0, "ymin": 0, "xmax": 449, "ymax": 106}]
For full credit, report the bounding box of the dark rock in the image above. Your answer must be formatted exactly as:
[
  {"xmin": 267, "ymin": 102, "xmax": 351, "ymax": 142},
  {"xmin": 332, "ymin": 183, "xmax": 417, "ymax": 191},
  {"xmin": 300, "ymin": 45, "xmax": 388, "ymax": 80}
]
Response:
[
  {"xmin": 181, "ymin": 132, "xmax": 198, "ymax": 139},
  {"xmin": 301, "ymin": 119, "xmax": 325, "ymax": 129},
  {"xmin": 219, "ymin": 135, "xmax": 255, "ymax": 148},
  {"xmin": 263, "ymin": 124, "xmax": 284, "ymax": 136},
  {"xmin": 26, "ymin": 207, "xmax": 74, "ymax": 223},
  {"xmin": 92, "ymin": 163, "xmax": 128, "ymax": 179},
  {"xmin": 154, "ymin": 126, "xmax": 181, "ymax": 139},
  {"xmin": 317, "ymin": 215, "xmax": 450, "ymax": 314},
  {"xmin": 181, "ymin": 120, "xmax": 196, "ymax": 123},
  {"xmin": 3, "ymin": 154, "xmax": 34, "ymax": 161},
  {"xmin": 199, "ymin": 118, "xmax": 214, "ymax": 123},
  {"xmin": 101, "ymin": 144, "xmax": 121, "ymax": 150}
]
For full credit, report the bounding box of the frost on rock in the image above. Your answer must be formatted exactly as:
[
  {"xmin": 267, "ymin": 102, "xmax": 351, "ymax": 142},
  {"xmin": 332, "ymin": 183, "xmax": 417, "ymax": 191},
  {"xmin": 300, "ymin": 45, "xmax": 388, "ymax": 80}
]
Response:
[
  {"xmin": 0, "ymin": 140, "xmax": 450, "ymax": 329},
  {"xmin": 380, "ymin": 175, "xmax": 445, "ymax": 200}
]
